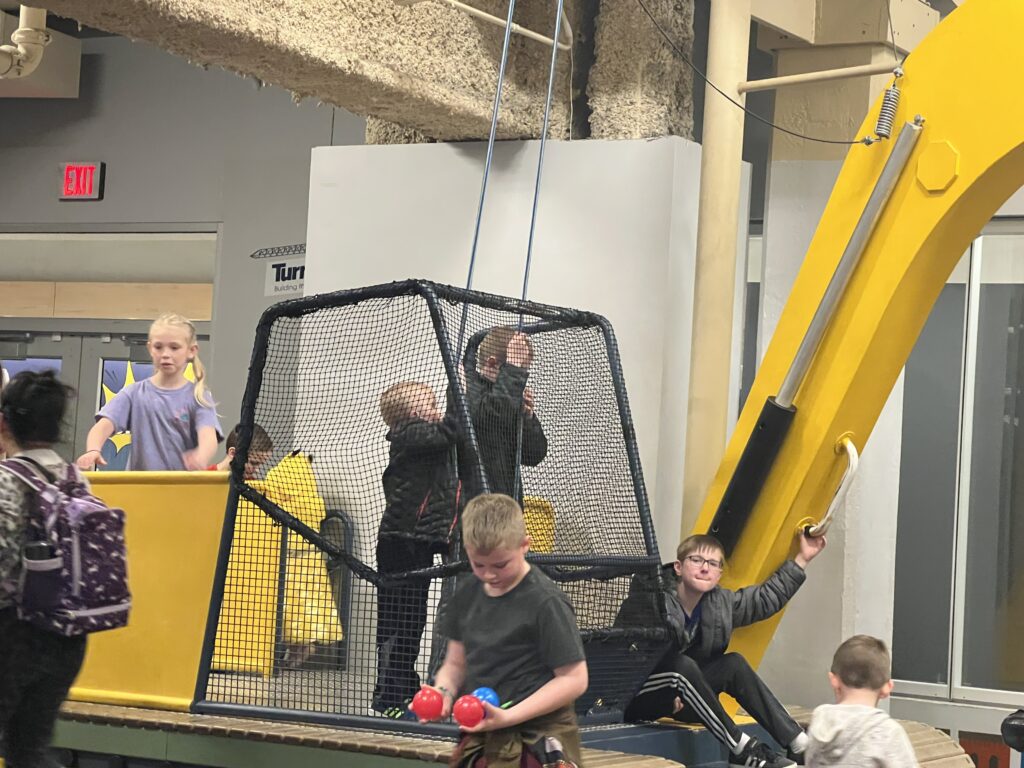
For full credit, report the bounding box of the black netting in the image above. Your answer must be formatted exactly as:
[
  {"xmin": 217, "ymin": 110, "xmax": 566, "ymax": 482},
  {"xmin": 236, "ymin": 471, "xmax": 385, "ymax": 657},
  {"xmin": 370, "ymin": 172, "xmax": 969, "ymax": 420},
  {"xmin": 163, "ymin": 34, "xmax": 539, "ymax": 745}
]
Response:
[{"xmin": 195, "ymin": 280, "xmax": 669, "ymax": 728}]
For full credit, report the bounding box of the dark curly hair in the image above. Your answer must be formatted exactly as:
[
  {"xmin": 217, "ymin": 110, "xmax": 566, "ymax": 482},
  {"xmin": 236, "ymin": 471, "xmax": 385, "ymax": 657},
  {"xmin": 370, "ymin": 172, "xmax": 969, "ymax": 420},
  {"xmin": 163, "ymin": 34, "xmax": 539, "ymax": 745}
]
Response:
[{"xmin": 0, "ymin": 370, "xmax": 76, "ymax": 446}]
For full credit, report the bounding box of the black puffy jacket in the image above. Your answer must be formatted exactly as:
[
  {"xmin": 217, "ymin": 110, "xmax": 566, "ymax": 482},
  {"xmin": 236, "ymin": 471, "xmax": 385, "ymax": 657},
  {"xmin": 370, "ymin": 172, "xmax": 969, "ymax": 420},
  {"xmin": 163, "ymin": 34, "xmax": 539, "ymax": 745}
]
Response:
[
  {"xmin": 378, "ymin": 416, "xmax": 460, "ymax": 551},
  {"xmin": 463, "ymin": 365, "xmax": 547, "ymax": 499}
]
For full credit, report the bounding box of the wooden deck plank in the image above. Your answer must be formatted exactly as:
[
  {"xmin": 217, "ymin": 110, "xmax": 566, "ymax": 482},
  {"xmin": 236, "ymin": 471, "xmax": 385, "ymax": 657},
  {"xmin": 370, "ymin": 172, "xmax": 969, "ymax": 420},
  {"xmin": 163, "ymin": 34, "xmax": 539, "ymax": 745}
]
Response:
[
  {"xmin": 60, "ymin": 700, "xmax": 980, "ymax": 768},
  {"xmin": 59, "ymin": 702, "xmax": 684, "ymax": 766}
]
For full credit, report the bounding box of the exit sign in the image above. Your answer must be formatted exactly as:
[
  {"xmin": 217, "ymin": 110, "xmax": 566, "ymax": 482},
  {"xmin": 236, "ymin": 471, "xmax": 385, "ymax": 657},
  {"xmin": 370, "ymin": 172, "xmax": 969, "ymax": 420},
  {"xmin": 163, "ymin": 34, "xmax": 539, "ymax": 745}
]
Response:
[{"xmin": 60, "ymin": 162, "xmax": 105, "ymax": 201}]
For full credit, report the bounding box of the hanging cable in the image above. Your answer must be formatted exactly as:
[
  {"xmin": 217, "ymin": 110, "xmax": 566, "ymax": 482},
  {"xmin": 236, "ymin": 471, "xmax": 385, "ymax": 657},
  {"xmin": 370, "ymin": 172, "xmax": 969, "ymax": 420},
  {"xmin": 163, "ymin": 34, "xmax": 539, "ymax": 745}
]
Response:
[
  {"xmin": 634, "ymin": 0, "xmax": 895, "ymax": 147},
  {"xmin": 457, "ymin": 0, "xmax": 520, "ymax": 356},
  {"xmin": 512, "ymin": 0, "xmax": 566, "ymax": 498},
  {"xmin": 520, "ymin": 0, "xmax": 566, "ymax": 304},
  {"xmin": 464, "ymin": 0, "xmax": 519, "ymax": 293}
]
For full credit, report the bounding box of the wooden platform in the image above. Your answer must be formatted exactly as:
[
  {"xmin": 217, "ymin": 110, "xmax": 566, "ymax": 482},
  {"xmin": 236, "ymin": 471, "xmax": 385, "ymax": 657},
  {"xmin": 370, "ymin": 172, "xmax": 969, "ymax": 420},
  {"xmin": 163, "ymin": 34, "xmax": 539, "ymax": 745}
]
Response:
[
  {"xmin": 58, "ymin": 702, "xmax": 684, "ymax": 767},
  {"xmin": 56, "ymin": 701, "xmax": 976, "ymax": 768}
]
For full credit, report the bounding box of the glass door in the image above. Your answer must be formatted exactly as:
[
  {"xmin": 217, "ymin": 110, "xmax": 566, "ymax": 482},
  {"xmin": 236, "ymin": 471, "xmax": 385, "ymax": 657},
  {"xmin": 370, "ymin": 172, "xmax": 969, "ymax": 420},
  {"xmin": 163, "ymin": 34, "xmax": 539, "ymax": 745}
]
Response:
[
  {"xmin": 76, "ymin": 335, "xmax": 150, "ymax": 470},
  {"xmin": 0, "ymin": 332, "xmax": 83, "ymax": 461},
  {"xmin": 952, "ymin": 230, "xmax": 1024, "ymax": 707},
  {"xmin": 894, "ymin": 226, "xmax": 1024, "ymax": 712},
  {"xmin": 892, "ymin": 251, "xmax": 969, "ymax": 698}
]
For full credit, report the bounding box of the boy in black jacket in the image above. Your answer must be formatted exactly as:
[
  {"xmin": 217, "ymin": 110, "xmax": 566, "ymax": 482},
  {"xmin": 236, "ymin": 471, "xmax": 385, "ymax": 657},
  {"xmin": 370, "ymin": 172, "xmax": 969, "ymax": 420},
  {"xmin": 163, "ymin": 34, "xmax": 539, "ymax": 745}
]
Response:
[
  {"xmin": 372, "ymin": 381, "xmax": 460, "ymax": 717},
  {"xmin": 464, "ymin": 327, "xmax": 547, "ymax": 500},
  {"xmin": 621, "ymin": 532, "xmax": 826, "ymax": 768}
]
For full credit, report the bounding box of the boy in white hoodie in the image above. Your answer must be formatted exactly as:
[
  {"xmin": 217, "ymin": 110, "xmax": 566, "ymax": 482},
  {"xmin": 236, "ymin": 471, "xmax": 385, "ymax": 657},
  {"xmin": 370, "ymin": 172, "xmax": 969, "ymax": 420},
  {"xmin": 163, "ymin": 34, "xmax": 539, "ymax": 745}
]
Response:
[{"xmin": 807, "ymin": 635, "xmax": 917, "ymax": 768}]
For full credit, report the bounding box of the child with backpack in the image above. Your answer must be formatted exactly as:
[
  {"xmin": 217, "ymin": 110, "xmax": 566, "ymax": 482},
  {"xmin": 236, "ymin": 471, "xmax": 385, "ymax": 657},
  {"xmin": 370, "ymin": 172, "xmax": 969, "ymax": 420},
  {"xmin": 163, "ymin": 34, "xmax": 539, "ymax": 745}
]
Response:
[{"xmin": 0, "ymin": 370, "xmax": 129, "ymax": 768}]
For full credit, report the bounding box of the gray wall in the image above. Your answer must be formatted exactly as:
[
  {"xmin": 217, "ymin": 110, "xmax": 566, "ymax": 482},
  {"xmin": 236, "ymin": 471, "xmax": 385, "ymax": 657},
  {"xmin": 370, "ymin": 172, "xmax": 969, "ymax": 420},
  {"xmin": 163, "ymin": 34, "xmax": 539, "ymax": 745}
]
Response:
[
  {"xmin": 301, "ymin": 137, "xmax": 745, "ymax": 558},
  {"xmin": 0, "ymin": 36, "xmax": 366, "ymax": 435}
]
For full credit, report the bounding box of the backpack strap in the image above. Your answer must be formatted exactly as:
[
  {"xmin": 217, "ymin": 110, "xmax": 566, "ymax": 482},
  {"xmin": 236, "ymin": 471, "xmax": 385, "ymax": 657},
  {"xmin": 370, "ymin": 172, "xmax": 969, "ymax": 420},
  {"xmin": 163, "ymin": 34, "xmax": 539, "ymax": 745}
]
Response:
[
  {"xmin": 0, "ymin": 457, "xmax": 50, "ymax": 493},
  {"xmin": 0, "ymin": 458, "xmax": 62, "ymax": 536}
]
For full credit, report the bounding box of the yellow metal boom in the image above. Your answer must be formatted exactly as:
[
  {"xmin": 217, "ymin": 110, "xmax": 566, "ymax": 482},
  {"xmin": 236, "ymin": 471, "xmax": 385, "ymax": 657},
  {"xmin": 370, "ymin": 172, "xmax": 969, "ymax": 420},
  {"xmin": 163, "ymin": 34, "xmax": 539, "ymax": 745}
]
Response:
[{"xmin": 694, "ymin": 0, "xmax": 1024, "ymax": 665}]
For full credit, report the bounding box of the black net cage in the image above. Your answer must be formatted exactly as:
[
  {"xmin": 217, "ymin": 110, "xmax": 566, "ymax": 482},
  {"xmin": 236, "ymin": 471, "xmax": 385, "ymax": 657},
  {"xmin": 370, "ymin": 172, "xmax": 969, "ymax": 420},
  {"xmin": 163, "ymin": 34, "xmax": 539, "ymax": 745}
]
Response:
[{"xmin": 193, "ymin": 280, "xmax": 670, "ymax": 731}]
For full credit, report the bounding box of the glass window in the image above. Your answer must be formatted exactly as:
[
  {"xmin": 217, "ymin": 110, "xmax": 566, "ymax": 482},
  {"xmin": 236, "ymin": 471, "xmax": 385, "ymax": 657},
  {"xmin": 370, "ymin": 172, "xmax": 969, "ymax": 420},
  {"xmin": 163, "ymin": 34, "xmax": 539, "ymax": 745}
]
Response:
[
  {"xmin": 739, "ymin": 234, "xmax": 762, "ymax": 412},
  {"xmin": 962, "ymin": 233, "xmax": 1024, "ymax": 692},
  {"xmin": 1, "ymin": 357, "xmax": 62, "ymax": 379},
  {"xmin": 892, "ymin": 255, "xmax": 968, "ymax": 685}
]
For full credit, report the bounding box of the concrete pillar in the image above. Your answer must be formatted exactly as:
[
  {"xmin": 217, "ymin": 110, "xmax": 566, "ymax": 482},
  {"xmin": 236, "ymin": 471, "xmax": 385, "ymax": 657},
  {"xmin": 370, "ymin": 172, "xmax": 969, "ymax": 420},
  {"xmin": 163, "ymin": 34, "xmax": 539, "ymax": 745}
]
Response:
[{"xmin": 680, "ymin": 0, "xmax": 751, "ymax": 534}]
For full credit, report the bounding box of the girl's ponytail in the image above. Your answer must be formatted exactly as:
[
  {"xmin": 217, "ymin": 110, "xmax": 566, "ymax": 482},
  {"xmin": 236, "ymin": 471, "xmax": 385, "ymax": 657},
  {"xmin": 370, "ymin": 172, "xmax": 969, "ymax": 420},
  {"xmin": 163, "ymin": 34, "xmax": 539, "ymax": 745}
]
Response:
[{"xmin": 191, "ymin": 350, "xmax": 213, "ymax": 408}]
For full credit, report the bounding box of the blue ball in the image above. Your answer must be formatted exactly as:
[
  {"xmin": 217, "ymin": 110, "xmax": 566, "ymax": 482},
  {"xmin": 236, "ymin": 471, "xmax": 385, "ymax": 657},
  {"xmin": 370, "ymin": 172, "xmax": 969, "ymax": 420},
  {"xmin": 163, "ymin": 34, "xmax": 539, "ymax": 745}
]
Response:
[{"xmin": 472, "ymin": 686, "xmax": 500, "ymax": 707}]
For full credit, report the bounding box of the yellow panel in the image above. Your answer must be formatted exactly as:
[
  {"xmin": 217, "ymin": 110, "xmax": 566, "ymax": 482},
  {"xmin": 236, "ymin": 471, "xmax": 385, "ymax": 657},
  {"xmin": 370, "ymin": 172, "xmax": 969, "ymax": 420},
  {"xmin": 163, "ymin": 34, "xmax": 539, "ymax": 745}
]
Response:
[
  {"xmin": 211, "ymin": 485, "xmax": 281, "ymax": 678},
  {"xmin": 69, "ymin": 472, "xmax": 229, "ymax": 711},
  {"xmin": 694, "ymin": 0, "xmax": 1024, "ymax": 666},
  {"xmin": 524, "ymin": 496, "xmax": 555, "ymax": 554},
  {"xmin": 264, "ymin": 455, "xmax": 343, "ymax": 649}
]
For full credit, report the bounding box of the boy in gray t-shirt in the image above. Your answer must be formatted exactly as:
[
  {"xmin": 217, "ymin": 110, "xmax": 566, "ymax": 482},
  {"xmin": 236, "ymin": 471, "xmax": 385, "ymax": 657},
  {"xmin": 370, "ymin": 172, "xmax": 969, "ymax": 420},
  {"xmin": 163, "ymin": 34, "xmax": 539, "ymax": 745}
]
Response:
[{"xmin": 418, "ymin": 494, "xmax": 587, "ymax": 768}]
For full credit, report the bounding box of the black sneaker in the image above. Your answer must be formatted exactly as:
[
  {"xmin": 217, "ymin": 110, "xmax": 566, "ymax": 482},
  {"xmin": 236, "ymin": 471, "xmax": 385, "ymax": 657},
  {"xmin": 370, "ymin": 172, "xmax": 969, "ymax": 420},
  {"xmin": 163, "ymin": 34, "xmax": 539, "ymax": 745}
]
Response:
[
  {"xmin": 786, "ymin": 749, "xmax": 806, "ymax": 766},
  {"xmin": 374, "ymin": 704, "xmax": 417, "ymax": 721},
  {"xmin": 729, "ymin": 740, "xmax": 797, "ymax": 768}
]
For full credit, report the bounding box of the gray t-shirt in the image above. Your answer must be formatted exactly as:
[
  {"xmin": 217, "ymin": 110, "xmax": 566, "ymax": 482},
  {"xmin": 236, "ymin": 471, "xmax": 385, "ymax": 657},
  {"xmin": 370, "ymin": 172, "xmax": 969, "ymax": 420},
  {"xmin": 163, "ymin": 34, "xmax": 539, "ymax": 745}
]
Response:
[
  {"xmin": 438, "ymin": 567, "xmax": 585, "ymax": 706},
  {"xmin": 97, "ymin": 379, "xmax": 222, "ymax": 471}
]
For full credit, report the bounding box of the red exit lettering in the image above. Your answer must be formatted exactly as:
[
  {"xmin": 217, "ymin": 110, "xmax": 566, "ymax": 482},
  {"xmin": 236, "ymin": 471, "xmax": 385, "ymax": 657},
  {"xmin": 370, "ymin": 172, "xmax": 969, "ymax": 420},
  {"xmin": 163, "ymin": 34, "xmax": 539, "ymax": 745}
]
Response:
[{"xmin": 60, "ymin": 163, "xmax": 104, "ymax": 200}]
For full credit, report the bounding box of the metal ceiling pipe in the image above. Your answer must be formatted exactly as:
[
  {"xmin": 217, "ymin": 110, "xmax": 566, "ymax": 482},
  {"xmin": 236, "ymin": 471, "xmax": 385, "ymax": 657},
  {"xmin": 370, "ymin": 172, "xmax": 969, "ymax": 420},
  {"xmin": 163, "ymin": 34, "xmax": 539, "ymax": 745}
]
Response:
[{"xmin": 0, "ymin": 5, "xmax": 52, "ymax": 79}]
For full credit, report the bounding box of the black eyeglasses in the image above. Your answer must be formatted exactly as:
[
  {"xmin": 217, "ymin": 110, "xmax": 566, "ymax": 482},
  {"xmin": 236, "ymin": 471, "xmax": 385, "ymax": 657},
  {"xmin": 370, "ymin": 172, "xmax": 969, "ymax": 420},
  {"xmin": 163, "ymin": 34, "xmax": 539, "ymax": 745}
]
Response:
[{"xmin": 682, "ymin": 555, "xmax": 724, "ymax": 571}]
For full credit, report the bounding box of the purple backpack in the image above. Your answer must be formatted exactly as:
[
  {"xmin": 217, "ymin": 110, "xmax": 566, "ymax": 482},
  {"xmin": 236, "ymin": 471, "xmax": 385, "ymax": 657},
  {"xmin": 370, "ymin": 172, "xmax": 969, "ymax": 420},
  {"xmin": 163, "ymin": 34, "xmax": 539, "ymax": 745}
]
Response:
[{"xmin": 0, "ymin": 458, "xmax": 130, "ymax": 636}]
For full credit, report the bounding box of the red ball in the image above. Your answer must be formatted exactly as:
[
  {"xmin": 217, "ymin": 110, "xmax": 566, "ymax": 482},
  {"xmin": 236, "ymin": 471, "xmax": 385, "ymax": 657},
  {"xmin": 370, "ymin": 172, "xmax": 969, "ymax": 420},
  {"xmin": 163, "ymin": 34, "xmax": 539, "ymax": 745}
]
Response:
[
  {"xmin": 411, "ymin": 687, "xmax": 444, "ymax": 721},
  {"xmin": 453, "ymin": 694, "xmax": 485, "ymax": 728}
]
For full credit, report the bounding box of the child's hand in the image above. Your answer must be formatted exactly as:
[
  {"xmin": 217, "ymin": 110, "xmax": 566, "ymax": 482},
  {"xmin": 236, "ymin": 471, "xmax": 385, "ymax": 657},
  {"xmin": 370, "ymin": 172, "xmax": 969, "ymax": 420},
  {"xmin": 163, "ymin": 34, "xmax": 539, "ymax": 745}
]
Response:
[
  {"xmin": 507, "ymin": 333, "xmax": 532, "ymax": 368},
  {"xmin": 460, "ymin": 701, "xmax": 514, "ymax": 732},
  {"xmin": 407, "ymin": 685, "xmax": 453, "ymax": 723},
  {"xmin": 795, "ymin": 531, "xmax": 827, "ymax": 568},
  {"xmin": 76, "ymin": 450, "xmax": 106, "ymax": 471},
  {"xmin": 522, "ymin": 387, "xmax": 536, "ymax": 418}
]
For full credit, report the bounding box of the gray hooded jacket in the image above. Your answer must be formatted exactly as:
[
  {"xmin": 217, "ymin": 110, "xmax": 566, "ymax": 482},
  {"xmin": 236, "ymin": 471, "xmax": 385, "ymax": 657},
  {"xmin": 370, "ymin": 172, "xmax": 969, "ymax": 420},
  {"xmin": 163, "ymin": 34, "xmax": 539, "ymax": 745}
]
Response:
[
  {"xmin": 614, "ymin": 559, "xmax": 806, "ymax": 663},
  {"xmin": 806, "ymin": 704, "xmax": 918, "ymax": 768}
]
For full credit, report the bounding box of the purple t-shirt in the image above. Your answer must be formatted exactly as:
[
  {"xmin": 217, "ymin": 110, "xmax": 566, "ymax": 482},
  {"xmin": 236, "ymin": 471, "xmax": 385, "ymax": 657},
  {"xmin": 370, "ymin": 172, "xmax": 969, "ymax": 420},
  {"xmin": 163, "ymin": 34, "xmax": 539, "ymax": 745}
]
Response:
[{"xmin": 97, "ymin": 379, "xmax": 223, "ymax": 471}]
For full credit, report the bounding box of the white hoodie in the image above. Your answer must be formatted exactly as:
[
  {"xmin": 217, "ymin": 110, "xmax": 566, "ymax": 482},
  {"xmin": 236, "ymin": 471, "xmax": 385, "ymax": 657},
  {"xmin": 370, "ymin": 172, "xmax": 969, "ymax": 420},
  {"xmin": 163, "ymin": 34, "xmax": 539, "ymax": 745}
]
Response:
[{"xmin": 806, "ymin": 704, "xmax": 918, "ymax": 768}]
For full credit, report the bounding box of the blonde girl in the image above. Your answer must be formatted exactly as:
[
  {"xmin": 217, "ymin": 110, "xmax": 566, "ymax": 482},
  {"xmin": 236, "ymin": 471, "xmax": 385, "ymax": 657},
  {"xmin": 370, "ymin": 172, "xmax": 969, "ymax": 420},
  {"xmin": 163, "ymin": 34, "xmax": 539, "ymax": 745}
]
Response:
[{"xmin": 76, "ymin": 313, "xmax": 223, "ymax": 471}]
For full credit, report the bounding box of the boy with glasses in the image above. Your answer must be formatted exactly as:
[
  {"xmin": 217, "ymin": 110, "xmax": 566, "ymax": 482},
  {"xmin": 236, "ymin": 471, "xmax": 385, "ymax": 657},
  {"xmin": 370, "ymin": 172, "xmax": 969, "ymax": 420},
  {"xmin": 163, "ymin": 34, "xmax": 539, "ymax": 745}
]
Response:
[{"xmin": 623, "ymin": 532, "xmax": 826, "ymax": 768}]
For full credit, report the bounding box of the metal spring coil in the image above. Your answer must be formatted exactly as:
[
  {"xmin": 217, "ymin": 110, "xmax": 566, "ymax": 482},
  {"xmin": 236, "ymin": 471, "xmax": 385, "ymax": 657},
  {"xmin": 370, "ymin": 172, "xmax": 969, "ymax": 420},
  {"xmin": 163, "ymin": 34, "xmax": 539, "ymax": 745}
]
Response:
[{"xmin": 875, "ymin": 85, "xmax": 900, "ymax": 139}]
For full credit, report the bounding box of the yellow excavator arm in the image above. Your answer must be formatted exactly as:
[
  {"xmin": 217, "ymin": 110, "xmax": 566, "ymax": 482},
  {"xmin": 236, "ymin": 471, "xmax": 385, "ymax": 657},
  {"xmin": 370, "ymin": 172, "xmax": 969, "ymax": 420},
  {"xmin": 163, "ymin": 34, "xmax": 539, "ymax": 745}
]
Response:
[{"xmin": 694, "ymin": 0, "xmax": 1024, "ymax": 666}]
